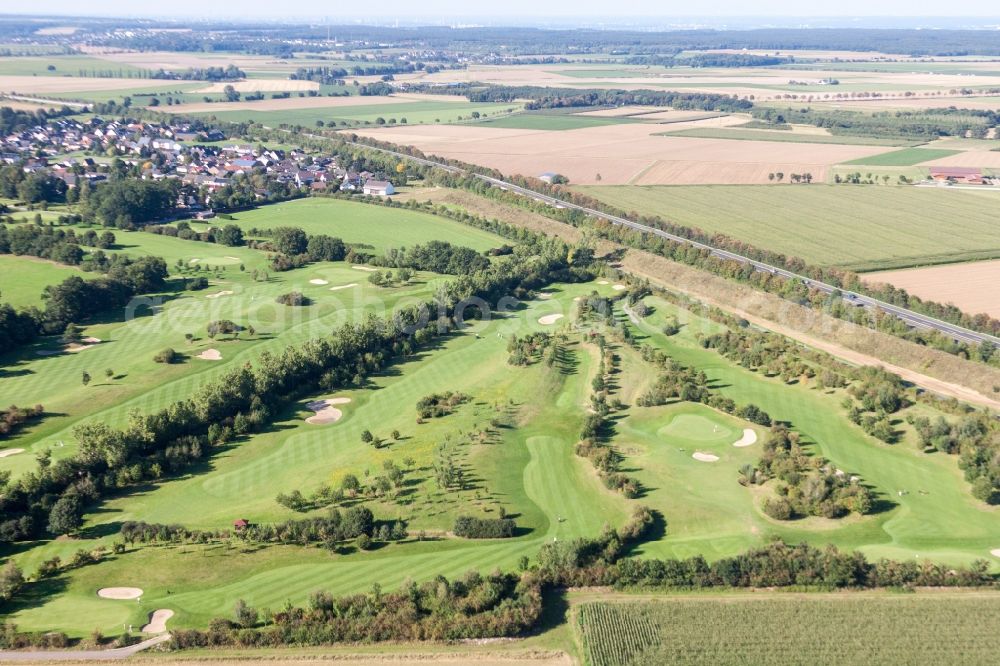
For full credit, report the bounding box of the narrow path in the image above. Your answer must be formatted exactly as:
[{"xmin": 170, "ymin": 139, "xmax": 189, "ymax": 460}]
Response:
[{"xmin": 0, "ymin": 634, "xmax": 170, "ymax": 661}]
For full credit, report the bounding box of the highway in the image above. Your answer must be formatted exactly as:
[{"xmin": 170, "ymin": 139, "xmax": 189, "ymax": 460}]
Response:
[{"xmin": 352, "ymin": 142, "xmax": 1000, "ymax": 348}]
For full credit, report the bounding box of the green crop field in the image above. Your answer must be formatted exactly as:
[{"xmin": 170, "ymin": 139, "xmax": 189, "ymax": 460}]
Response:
[
  {"xmin": 474, "ymin": 113, "xmax": 632, "ymax": 130},
  {"xmin": 575, "ymin": 592, "xmax": 1000, "ymax": 666},
  {"xmin": 843, "ymin": 147, "xmax": 962, "ymax": 166},
  {"xmin": 0, "ymin": 56, "xmax": 143, "ymax": 77},
  {"xmin": 185, "ymin": 101, "xmax": 521, "ymax": 127},
  {"xmin": 661, "ymin": 127, "xmax": 918, "ymax": 146},
  {"xmin": 574, "ymin": 184, "xmax": 1000, "ymax": 270}
]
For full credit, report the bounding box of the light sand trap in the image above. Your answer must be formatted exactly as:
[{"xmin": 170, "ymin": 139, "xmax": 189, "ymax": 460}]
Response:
[
  {"xmin": 309, "ymin": 279, "xmax": 329, "ymax": 285},
  {"xmin": 572, "ymin": 296, "xmax": 582, "ymax": 302},
  {"xmin": 597, "ymin": 280, "xmax": 610, "ymax": 285},
  {"xmin": 66, "ymin": 337, "xmax": 102, "ymax": 353},
  {"xmin": 205, "ymin": 290, "xmax": 234, "ymax": 299},
  {"xmin": 351, "ymin": 265, "xmax": 377, "ymax": 272},
  {"xmin": 732, "ymin": 429, "xmax": 758, "ymax": 448},
  {"xmin": 189, "ymin": 258, "xmax": 200, "ymax": 264},
  {"xmin": 991, "ymin": 549, "xmax": 1000, "ymax": 558},
  {"xmin": 537, "ymin": 291, "xmax": 554, "ymax": 300},
  {"xmin": 97, "ymin": 587, "xmax": 143, "ymax": 600},
  {"xmin": 141, "ymin": 609, "xmax": 174, "ymax": 634},
  {"xmin": 197, "ymin": 348, "xmax": 222, "ymax": 361},
  {"xmin": 612, "ymin": 284, "xmax": 627, "ymax": 291},
  {"xmin": 225, "ymin": 256, "xmax": 240, "ymax": 261},
  {"xmin": 0, "ymin": 448, "xmax": 25, "ymax": 458},
  {"xmin": 538, "ymin": 314, "xmax": 565, "ymax": 325},
  {"xmin": 330, "ymin": 283, "xmax": 359, "ymax": 291},
  {"xmin": 692, "ymin": 452, "xmax": 720, "ymax": 462},
  {"xmin": 305, "ymin": 397, "xmax": 352, "ymax": 425}
]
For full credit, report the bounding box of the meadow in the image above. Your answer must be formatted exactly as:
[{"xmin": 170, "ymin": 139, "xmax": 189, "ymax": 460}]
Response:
[
  {"xmin": 575, "ymin": 184, "xmax": 1000, "ymax": 270},
  {"xmin": 575, "ymin": 592, "xmax": 1000, "ymax": 666}
]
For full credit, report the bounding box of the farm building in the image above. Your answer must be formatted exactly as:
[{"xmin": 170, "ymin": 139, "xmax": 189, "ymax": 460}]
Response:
[
  {"xmin": 929, "ymin": 167, "xmax": 983, "ymax": 184},
  {"xmin": 363, "ymin": 180, "xmax": 395, "ymax": 196}
]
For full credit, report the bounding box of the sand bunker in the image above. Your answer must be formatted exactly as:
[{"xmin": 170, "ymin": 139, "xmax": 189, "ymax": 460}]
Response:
[
  {"xmin": 692, "ymin": 452, "xmax": 720, "ymax": 462},
  {"xmin": 991, "ymin": 549, "xmax": 1000, "ymax": 558},
  {"xmin": 205, "ymin": 290, "xmax": 234, "ymax": 299},
  {"xmin": 188, "ymin": 258, "xmax": 200, "ymax": 264},
  {"xmin": 66, "ymin": 337, "xmax": 101, "ymax": 353},
  {"xmin": 351, "ymin": 265, "xmax": 377, "ymax": 272},
  {"xmin": 0, "ymin": 448, "xmax": 25, "ymax": 458},
  {"xmin": 732, "ymin": 429, "xmax": 758, "ymax": 448},
  {"xmin": 330, "ymin": 283, "xmax": 359, "ymax": 291},
  {"xmin": 309, "ymin": 279, "xmax": 329, "ymax": 285},
  {"xmin": 538, "ymin": 314, "xmax": 565, "ymax": 325},
  {"xmin": 305, "ymin": 397, "xmax": 352, "ymax": 425},
  {"xmin": 597, "ymin": 280, "xmax": 610, "ymax": 285},
  {"xmin": 225, "ymin": 256, "xmax": 240, "ymax": 261},
  {"xmin": 97, "ymin": 587, "xmax": 143, "ymax": 600},
  {"xmin": 141, "ymin": 609, "xmax": 174, "ymax": 634},
  {"xmin": 197, "ymin": 348, "xmax": 222, "ymax": 361},
  {"xmin": 537, "ymin": 291, "xmax": 554, "ymax": 300},
  {"xmin": 612, "ymin": 284, "xmax": 627, "ymax": 291}
]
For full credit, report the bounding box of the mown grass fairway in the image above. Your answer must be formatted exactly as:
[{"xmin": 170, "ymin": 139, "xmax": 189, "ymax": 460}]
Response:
[
  {"xmin": 3, "ymin": 280, "xmax": 630, "ymax": 637},
  {"xmin": 0, "ymin": 254, "xmax": 90, "ymax": 307},
  {"xmin": 575, "ymin": 591, "xmax": 1000, "ymax": 666},
  {"xmin": 219, "ymin": 198, "xmax": 504, "ymax": 253},
  {"xmin": 575, "ymin": 184, "xmax": 1000, "ymax": 270}
]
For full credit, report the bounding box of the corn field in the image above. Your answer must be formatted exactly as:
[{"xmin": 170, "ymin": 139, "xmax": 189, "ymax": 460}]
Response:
[{"xmin": 576, "ymin": 594, "xmax": 1000, "ymax": 666}]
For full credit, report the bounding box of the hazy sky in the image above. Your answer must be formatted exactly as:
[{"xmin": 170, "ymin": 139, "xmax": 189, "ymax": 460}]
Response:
[{"xmin": 15, "ymin": 1, "xmax": 1000, "ymax": 20}]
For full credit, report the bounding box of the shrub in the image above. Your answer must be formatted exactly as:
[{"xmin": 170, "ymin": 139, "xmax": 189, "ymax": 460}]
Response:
[
  {"xmin": 275, "ymin": 291, "xmax": 309, "ymax": 306},
  {"xmin": 453, "ymin": 516, "xmax": 516, "ymax": 538},
  {"xmin": 153, "ymin": 348, "xmax": 180, "ymax": 364}
]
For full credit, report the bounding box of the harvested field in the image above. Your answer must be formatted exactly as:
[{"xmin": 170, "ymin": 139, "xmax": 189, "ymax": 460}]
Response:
[
  {"xmin": 194, "ymin": 79, "xmax": 319, "ymax": 93},
  {"xmin": 864, "ymin": 259, "xmax": 1000, "ymax": 319},
  {"xmin": 351, "ymin": 122, "xmax": 882, "ymax": 185},
  {"xmin": 921, "ymin": 150, "xmax": 1000, "ymax": 168}
]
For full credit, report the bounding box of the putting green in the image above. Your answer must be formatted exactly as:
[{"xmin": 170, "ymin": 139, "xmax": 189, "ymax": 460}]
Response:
[{"xmin": 657, "ymin": 413, "xmax": 738, "ymax": 445}]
